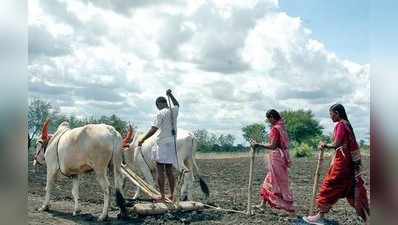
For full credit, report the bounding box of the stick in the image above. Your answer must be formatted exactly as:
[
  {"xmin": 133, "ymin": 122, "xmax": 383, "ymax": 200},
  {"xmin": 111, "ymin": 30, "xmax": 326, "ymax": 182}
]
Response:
[
  {"xmin": 122, "ymin": 164, "xmax": 160, "ymax": 195},
  {"xmin": 167, "ymin": 93, "xmax": 182, "ymax": 206},
  {"xmin": 121, "ymin": 167, "xmax": 158, "ymax": 199},
  {"xmin": 309, "ymin": 148, "xmax": 324, "ymax": 215},
  {"xmin": 204, "ymin": 204, "xmax": 247, "ymax": 215},
  {"xmin": 121, "ymin": 164, "xmax": 172, "ymax": 203},
  {"xmin": 246, "ymin": 146, "xmax": 256, "ymax": 215}
]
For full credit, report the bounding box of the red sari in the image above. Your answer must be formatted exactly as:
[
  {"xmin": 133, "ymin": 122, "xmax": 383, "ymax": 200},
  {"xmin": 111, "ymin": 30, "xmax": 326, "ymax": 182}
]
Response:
[
  {"xmin": 260, "ymin": 120, "xmax": 295, "ymax": 212},
  {"xmin": 316, "ymin": 121, "xmax": 369, "ymax": 221}
]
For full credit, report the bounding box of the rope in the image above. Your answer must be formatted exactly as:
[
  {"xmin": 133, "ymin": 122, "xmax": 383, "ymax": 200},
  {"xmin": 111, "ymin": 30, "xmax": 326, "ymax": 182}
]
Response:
[
  {"xmin": 53, "ymin": 128, "xmax": 71, "ymax": 177},
  {"xmin": 203, "ymin": 203, "xmax": 247, "ymax": 214}
]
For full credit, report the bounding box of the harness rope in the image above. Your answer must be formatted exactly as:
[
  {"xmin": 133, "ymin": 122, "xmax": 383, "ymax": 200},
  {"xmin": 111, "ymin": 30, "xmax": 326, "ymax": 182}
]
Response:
[
  {"xmin": 130, "ymin": 131, "xmax": 152, "ymax": 172},
  {"xmin": 53, "ymin": 128, "xmax": 72, "ymax": 177}
]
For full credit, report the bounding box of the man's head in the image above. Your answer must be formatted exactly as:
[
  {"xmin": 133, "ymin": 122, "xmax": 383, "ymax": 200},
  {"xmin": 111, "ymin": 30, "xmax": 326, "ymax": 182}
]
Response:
[{"xmin": 156, "ymin": 96, "xmax": 168, "ymax": 110}]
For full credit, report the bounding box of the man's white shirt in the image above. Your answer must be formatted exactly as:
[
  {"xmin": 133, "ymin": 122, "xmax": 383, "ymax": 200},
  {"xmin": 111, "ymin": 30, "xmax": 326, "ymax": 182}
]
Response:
[{"xmin": 151, "ymin": 106, "xmax": 179, "ymax": 144}]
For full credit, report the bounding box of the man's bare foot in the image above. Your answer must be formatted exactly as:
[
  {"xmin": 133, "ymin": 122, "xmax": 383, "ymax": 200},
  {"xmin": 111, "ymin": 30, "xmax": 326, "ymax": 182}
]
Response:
[{"xmin": 167, "ymin": 194, "xmax": 176, "ymax": 202}]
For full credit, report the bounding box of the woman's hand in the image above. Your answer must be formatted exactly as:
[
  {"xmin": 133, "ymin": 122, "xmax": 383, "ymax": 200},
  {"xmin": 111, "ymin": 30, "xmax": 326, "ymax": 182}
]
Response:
[
  {"xmin": 318, "ymin": 141, "xmax": 327, "ymax": 150},
  {"xmin": 250, "ymin": 139, "xmax": 261, "ymax": 148}
]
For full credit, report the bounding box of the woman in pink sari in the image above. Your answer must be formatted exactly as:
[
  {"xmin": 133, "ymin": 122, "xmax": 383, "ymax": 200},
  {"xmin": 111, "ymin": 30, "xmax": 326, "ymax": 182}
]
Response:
[{"xmin": 252, "ymin": 109, "xmax": 295, "ymax": 215}]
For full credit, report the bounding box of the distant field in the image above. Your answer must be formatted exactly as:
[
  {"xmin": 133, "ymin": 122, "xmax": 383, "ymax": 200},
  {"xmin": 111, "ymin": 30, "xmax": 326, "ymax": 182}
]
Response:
[{"xmin": 196, "ymin": 148, "xmax": 370, "ymax": 159}]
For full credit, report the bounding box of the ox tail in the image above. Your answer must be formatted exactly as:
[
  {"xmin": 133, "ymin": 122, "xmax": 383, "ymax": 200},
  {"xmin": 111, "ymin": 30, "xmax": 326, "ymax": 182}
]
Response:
[
  {"xmin": 191, "ymin": 136, "xmax": 210, "ymax": 199},
  {"xmin": 111, "ymin": 131, "xmax": 128, "ymax": 219}
]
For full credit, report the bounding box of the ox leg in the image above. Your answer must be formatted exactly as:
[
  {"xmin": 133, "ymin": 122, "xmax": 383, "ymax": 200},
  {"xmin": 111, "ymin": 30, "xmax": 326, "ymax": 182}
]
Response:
[
  {"xmin": 96, "ymin": 170, "xmax": 110, "ymax": 221},
  {"xmin": 181, "ymin": 160, "xmax": 194, "ymax": 201},
  {"xmin": 38, "ymin": 168, "xmax": 57, "ymax": 212},
  {"xmin": 71, "ymin": 175, "xmax": 81, "ymax": 216},
  {"xmin": 181, "ymin": 170, "xmax": 194, "ymax": 201},
  {"xmin": 186, "ymin": 171, "xmax": 194, "ymax": 200},
  {"xmin": 180, "ymin": 173, "xmax": 188, "ymax": 201},
  {"xmin": 132, "ymin": 186, "xmax": 141, "ymax": 200}
]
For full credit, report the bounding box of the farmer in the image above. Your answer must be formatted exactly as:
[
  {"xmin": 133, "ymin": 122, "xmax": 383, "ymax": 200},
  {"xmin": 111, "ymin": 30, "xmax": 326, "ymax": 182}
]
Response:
[
  {"xmin": 138, "ymin": 89, "xmax": 179, "ymax": 202},
  {"xmin": 303, "ymin": 104, "xmax": 369, "ymax": 225},
  {"xmin": 251, "ymin": 109, "xmax": 295, "ymax": 215}
]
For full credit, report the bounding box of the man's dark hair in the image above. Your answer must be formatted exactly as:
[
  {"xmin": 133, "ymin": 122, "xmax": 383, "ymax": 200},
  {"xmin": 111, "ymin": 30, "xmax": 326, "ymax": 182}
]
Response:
[{"xmin": 156, "ymin": 96, "xmax": 168, "ymax": 106}]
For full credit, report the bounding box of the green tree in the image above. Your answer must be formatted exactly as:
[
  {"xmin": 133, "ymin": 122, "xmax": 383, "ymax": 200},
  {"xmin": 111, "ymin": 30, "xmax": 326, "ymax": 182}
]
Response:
[
  {"xmin": 194, "ymin": 130, "xmax": 237, "ymax": 152},
  {"xmin": 194, "ymin": 129, "xmax": 212, "ymax": 152},
  {"xmin": 217, "ymin": 134, "xmax": 235, "ymax": 151},
  {"xmin": 280, "ymin": 110, "xmax": 323, "ymax": 144},
  {"xmin": 94, "ymin": 114, "xmax": 129, "ymax": 136},
  {"xmin": 28, "ymin": 98, "xmax": 52, "ymax": 149},
  {"xmin": 242, "ymin": 123, "xmax": 267, "ymax": 143}
]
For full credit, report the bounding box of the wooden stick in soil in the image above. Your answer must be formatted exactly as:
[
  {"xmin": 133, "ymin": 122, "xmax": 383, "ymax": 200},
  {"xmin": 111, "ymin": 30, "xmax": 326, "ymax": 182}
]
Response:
[
  {"xmin": 309, "ymin": 148, "xmax": 325, "ymax": 215},
  {"xmin": 204, "ymin": 204, "xmax": 247, "ymax": 215},
  {"xmin": 246, "ymin": 146, "xmax": 256, "ymax": 215}
]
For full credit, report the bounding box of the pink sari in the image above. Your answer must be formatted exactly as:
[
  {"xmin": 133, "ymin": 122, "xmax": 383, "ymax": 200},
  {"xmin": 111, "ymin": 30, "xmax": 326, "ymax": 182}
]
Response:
[{"xmin": 260, "ymin": 120, "xmax": 295, "ymax": 212}]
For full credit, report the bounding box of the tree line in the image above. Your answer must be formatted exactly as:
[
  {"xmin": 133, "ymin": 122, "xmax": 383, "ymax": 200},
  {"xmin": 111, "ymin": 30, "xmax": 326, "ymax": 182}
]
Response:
[
  {"xmin": 28, "ymin": 98, "xmax": 130, "ymax": 149},
  {"xmin": 28, "ymin": 98, "xmax": 368, "ymax": 157}
]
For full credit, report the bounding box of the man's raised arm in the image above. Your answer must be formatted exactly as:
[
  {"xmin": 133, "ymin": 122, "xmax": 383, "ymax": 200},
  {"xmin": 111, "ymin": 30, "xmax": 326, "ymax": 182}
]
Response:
[{"xmin": 166, "ymin": 89, "xmax": 179, "ymax": 107}]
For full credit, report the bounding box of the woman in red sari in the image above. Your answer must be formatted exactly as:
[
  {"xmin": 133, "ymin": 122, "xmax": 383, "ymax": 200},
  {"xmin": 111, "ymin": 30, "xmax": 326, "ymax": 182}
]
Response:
[
  {"xmin": 252, "ymin": 109, "xmax": 295, "ymax": 215},
  {"xmin": 303, "ymin": 104, "xmax": 369, "ymax": 225}
]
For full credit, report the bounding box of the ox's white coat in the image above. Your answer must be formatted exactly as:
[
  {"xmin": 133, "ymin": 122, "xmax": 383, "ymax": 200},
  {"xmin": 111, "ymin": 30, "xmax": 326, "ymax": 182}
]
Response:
[
  {"xmin": 33, "ymin": 122, "xmax": 126, "ymax": 221},
  {"xmin": 124, "ymin": 130, "xmax": 209, "ymax": 201}
]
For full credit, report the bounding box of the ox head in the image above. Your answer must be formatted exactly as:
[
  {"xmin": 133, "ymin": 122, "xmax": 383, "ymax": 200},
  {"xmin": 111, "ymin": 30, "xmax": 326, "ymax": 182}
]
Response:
[
  {"xmin": 33, "ymin": 119, "xmax": 52, "ymax": 166},
  {"xmin": 122, "ymin": 124, "xmax": 136, "ymax": 150}
]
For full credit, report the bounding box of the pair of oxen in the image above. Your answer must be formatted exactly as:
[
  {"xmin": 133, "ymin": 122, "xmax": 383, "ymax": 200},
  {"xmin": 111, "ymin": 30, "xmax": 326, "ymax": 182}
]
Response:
[{"xmin": 32, "ymin": 120, "xmax": 209, "ymax": 221}]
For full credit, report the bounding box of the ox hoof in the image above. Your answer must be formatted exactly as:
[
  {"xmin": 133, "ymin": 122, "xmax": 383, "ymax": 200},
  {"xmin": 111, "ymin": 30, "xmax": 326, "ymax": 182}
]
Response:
[
  {"xmin": 38, "ymin": 205, "xmax": 50, "ymax": 212},
  {"xmin": 117, "ymin": 212, "xmax": 129, "ymax": 220},
  {"xmin": 73, "ymin": 209, "xmax": 81, "ymax": 216},
  {"xmin": 181, "ymin": 195, "xmax": 188, "ymax": 201},
  {"xmin": 97, "ymin": 214, "xmax": 108, "ymax": 222}
]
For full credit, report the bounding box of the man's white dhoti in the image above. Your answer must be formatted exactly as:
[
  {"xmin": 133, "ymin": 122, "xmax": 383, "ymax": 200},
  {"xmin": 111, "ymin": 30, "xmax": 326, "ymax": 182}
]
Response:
[
  {"xmin": 150, "ymin": 106, "xmax": 179, "ymax": 166},
  {"xmin": 151, "ymin": 141, "xmax": 177, "ymax": 166}
]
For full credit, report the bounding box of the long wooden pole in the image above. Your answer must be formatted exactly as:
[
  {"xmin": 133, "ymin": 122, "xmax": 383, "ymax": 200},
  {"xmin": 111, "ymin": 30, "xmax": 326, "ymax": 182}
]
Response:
[
  {"xmin": 246, "ymin": 147, "xmax": 256, "ymax": 215},
  {"xmin": 309, "ymin": 148, "xmax": 324, "ymax": 215},
  {"xmin": 121, "ymin": 164, "xmax": 173, "ymax": 203},
  {"xmin": 167, "ymin": 94, "xmax": 182, "ymax": 206}
]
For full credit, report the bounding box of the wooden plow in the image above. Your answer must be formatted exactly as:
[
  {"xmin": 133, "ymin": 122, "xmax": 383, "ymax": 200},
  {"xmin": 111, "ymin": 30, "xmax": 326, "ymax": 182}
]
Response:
[
  {"xmin": 120, "ymin": 163, "xmax": 205, "ymax": 216},
  {"xmin": 121, "ymin": 163, "xmax": 248, "ymax": 216}
]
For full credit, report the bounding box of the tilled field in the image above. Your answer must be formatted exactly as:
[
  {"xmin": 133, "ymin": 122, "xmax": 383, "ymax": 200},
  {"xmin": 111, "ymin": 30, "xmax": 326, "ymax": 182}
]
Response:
[{"xmin": 28, "ymin": 153, "xmax": 369, "ymax": 225}]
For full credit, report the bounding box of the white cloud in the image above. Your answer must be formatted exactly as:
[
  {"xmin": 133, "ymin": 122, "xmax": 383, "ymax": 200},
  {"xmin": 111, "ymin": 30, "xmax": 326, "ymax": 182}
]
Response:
[{"xmin": 28, "ymin": 0, "xmax": 370, "ymax": 144}]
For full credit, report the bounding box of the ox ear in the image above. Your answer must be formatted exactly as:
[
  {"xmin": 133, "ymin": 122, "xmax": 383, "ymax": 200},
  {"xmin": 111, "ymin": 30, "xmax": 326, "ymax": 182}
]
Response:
[
  {"xmin": 41, "ymin": 118, "xmax": 50, "ymax": 141},
  {"xmin": 122, "ymin": 125, "xmax": 134, "ymax": 148}
]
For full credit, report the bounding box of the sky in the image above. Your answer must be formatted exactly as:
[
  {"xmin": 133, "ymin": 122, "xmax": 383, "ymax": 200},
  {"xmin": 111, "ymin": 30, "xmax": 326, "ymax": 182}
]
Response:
[
  {"xmin": 279, "ymin": 0, "xmax": 369, "ymax": 64},
  {"xmin": 28, "ymin": 0, "xmax": 370, "ymax": 145}
]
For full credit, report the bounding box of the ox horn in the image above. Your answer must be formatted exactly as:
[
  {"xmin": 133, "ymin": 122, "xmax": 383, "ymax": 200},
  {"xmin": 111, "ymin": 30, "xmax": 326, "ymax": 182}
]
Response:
[
  {"xmin": 122, "ymin": 124, "xmax": 134, "ymax": 148},
  {"xmin": 41, "ymin": 118, "xmax": 50, "ymax": 141}
]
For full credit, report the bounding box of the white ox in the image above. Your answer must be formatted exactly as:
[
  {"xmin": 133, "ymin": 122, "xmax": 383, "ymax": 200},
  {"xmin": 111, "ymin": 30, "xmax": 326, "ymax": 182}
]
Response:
[
  {"xmin": 33, "ymin": 120, "xmax": 128, "ymax": 221},
  {"xmin": 123, "ymin": 127, "xmax": 209, "ymax": 201}
]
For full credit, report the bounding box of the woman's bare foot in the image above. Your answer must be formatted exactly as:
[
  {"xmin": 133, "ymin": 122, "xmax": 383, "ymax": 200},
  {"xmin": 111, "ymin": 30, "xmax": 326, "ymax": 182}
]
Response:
[
  {"xmin": 270, "ymin": 208, "xmax": 285, "ymax": 215},
  {"xmin": 254, "ymin": 203, "xmax": 266, "ymax": 211},
  {"xmin": 303, "ymin": 213, "xmax": 325, "ymax": 225}
]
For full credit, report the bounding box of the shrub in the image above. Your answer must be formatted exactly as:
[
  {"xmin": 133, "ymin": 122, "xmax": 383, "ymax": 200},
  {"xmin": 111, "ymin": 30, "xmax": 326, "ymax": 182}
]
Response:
[{"xmin": 293, "ymin": 143, "xmax": 313, "ymax": 158}]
